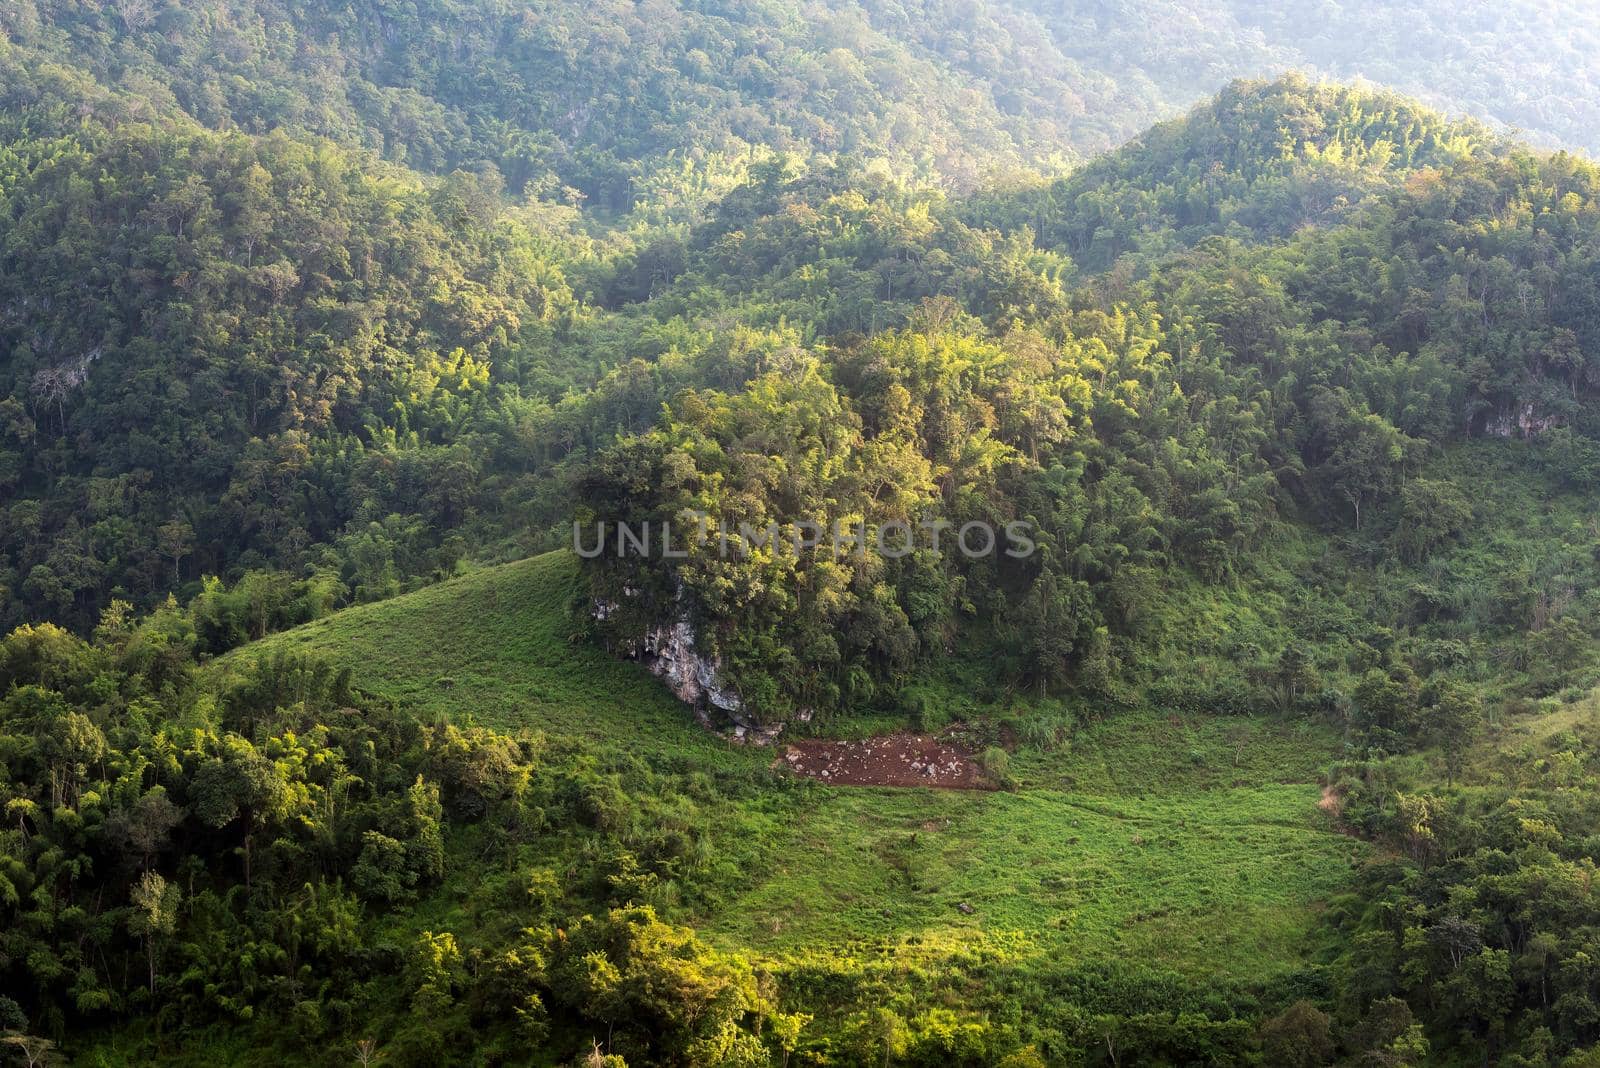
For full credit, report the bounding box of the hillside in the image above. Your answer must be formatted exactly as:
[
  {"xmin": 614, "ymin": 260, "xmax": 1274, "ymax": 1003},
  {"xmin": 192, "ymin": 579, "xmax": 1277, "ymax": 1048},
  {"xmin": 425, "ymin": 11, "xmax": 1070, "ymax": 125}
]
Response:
[
  {"xmin": 1, "ymin": 69, "xmax": 1591, "ymax": 640},
  {"xmin": 16, "ymin": 514, "xmax": 1597, "ymax": 1063},
  {"xmin": 9, "ymin": 0, "xmax": 1600, "ymax": 210},
  {"xmin": 213, "ymin": 551, "xmax": 1365, "ymax": 1059},
  {"xmin": 5, "ymin": 8, "xmax": 1600, "ymax": 1063}
]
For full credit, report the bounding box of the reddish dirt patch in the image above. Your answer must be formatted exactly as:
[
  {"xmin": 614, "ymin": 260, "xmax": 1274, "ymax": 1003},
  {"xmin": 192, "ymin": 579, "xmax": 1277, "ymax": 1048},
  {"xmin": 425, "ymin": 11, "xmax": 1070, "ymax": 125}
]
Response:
[
  {"xmin": 1318, "ymin": 783, "xmax": 1363, "ymax": 838},
  {"xmin": 775, "ymin": 733, "xmax": 991, "ymax": 789},
  {"xmin": 1318, "ymin": 783, "xmax": 1342, "ymax": 817}
]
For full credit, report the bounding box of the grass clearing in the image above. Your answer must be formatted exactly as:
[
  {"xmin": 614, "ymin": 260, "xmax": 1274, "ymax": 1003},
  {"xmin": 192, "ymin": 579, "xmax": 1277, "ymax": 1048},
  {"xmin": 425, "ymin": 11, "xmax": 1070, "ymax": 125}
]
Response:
[
  {"xmin": 219, "ymin": 550, "xmax": 1366, "ymax": 989},
  {"xmin": 219, "ymin": 551, "xmax": 748, "ymax": 761},
  {"xmin": 703, "ymin": 782, "xmax": 1363, "ymax": 979}
]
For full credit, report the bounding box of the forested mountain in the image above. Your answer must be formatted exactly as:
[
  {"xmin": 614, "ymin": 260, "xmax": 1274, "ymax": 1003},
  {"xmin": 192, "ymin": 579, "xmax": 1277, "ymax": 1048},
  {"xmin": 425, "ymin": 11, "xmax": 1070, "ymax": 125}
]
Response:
[
  {"xmin": 0, "ymin": 109, "xmax": 585, "ymax": 629},
  {"xmin": 9, "ymin": 0, "xmax": 1600, "ymax": 212},
  {"xmin": 5, "ymin": 2, "xmax": 1600, "ymax": 1065},
  {"xmin": 579, "ymin": 79, "xmax": 1600, "ymax": 725}
]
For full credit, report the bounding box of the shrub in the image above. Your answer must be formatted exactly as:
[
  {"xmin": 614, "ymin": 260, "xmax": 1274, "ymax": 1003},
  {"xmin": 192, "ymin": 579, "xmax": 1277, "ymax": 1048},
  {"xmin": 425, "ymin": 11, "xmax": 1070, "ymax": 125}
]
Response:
[{"xmin": 979, "ymin": 746, "xmax": 1013, "ymax": 788}]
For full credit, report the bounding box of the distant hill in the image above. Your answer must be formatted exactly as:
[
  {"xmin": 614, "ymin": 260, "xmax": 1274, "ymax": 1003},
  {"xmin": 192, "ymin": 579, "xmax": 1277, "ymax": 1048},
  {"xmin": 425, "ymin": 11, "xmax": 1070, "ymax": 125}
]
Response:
[{"xmin": 8, "ymin": 0, "xmax": 1600, "ymax": 208}]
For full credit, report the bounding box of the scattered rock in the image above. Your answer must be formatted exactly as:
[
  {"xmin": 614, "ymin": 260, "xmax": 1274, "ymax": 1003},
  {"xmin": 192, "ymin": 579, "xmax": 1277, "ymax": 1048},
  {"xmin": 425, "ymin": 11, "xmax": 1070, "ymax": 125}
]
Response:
[{"xmin": 777, "ymin": 733, "xmax": 990, "ymax": 789}]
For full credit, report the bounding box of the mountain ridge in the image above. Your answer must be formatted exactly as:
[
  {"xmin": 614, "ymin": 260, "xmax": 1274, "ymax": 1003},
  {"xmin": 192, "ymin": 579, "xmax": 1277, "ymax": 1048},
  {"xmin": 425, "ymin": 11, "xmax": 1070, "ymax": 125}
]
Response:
[{"xmin": 3, "ymin": 13, "xmax": 1600, "ymax": 1062}]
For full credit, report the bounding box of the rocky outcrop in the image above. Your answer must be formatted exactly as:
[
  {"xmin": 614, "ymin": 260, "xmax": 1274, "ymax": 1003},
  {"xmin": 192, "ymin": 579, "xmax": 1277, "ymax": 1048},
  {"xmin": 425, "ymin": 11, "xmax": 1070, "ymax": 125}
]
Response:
[
  {"xmin": 638, "ymin": 618, "xmax": 744, "ymax": 720},
  {"xmin": 1484, "ymin": 403, "xmax": 1560, "ymax": 438},
  {"xmin": 595, "ymin": 596, "xmax": 796, "ymax": 745}
]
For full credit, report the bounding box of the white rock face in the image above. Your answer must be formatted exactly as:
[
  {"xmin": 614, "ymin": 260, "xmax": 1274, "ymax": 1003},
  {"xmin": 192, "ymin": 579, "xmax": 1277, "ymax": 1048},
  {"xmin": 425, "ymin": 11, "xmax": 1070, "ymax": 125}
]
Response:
[
  {"xmin": 640, "ymin": 619, "xmax": 745, "ymax": 716},
  {"xmin": 1485, "ymin": 403, "xmax": 1559, "ymax": 438},
  {"xmin": 595, "ymin": 597, "xmax": 786, "ymax": 743}
]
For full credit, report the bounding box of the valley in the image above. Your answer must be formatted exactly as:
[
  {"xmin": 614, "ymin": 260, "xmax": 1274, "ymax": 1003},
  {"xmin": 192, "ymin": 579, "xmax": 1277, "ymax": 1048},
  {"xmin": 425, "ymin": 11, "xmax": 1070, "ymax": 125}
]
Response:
[
  {"xmin": 4, "ymin": 2, "xmax": 1600, "ymax": 1063},
  {"xmin": 225, "ymin": 550, "xmax": 1364, "ymax": 1028}
]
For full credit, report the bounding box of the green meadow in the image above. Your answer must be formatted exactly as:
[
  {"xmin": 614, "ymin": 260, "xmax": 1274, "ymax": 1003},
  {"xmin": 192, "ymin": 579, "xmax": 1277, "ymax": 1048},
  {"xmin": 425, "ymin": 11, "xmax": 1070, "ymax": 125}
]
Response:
[{"xmin": 222, "ymin": 551, "xmax": 1365, "ymax": 991}]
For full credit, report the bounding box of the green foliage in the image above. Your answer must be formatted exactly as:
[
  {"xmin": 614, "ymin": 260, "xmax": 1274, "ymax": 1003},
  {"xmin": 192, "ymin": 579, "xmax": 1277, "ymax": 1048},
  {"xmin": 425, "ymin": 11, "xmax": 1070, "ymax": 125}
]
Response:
[
  {"xmin": 214, "ymin": 553, "xmax": 1368, "ymax": 1065},
  {"xmin": 3, "ymin": 6, "xmax": 1600, "ymax": 1062},
  {"xmin": 0, "ymin": 611, "xmax": 554, "ymax": 1059},
  {"xmin": 988, "ymin": 76, "xmax": 1485, "ymax": 272},
  {"xmin": 0, "ymin": 109, "xmax": 584, "ymax": 630},
  {"xmin": 1259, "ymin": 999, "xmax": 1335, "ymax": 1067},
  {"xmin": 1331, "ymin": 707, "xmax": 1600, "ymax": 1063},
  {"xmin": 579, "ymin": 305, "xmax": 1286, "ymax": 720}
]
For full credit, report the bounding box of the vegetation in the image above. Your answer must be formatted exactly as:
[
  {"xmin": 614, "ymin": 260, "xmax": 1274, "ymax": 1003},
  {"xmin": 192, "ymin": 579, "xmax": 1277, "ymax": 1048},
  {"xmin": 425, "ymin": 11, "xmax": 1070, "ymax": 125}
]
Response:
[
  {"xmin": 0, "ymin": 553, "xmax": 1363, "ymax": 1066},
  {"xmin": 4, "ymin": 0, "xmax": 1600, "ymax": 1063},
  {"xmin": 579, "ymin": 78, "xmax": 1600, "ymax": 728},
  {"xmin": 11, "ymin": 0, "xmax": 1600, "ymax": 207}
]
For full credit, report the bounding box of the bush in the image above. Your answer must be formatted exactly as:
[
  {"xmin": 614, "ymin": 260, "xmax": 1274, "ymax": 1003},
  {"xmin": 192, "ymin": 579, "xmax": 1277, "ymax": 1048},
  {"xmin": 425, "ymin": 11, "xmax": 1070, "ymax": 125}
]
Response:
[
  {"xmin": 1259, "ymin": 999, "xmax": 1335, "ymax": 1067},
  {"xmin": 979, "ymin": 746, "xmax": 1013, "ymax": 788},
  {"xmin": 1018, "ymin": 713, "xmax": 1069, "ymax": 751},
  {"xmin": 0, "ymin": 996, "xmax": 25, "ymax": 1032}
]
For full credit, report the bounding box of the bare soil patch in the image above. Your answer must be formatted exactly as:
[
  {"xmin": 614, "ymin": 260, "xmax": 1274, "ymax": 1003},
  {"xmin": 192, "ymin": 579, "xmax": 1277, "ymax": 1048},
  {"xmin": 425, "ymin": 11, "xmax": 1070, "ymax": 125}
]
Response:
[{"xmin": 775, "ymin": 733, "xmax": 991, "ymax": 789}]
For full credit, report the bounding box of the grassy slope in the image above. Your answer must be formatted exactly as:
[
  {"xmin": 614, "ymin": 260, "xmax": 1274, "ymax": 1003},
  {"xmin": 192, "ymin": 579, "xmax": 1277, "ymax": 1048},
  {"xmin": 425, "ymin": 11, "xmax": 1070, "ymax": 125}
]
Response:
[
  {"xmin": 226, "ymin": 551, "xmax": 731, "ymax": 747},
  {"xmin": 220, "ymin": 550, "xmax": 1365, "ymax": 991}
]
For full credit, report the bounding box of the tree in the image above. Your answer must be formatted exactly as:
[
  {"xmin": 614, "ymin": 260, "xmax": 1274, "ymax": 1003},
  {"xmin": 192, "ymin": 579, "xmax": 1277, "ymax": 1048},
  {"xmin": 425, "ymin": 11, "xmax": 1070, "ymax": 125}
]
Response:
[
  {"xmin": 112, "ymin": 0, "xmax": 155, "ymax": 32},
  {"xmin": 1423, "ymin": 683, "xmax": 1481, "ymax": 785},
  {"xmin": 576, "ymin": 1043, "xmax": 627, "ymax": 1068},
  {"xmin": 1394, "ymin": 793, "xmax": 1442, "ymax": 865},
  {"xmin": 408, "ymin": 931, "xmax": 463, "ymax": 1017},
  {"xmin": 1532, "ymin": 617, "xmax": 1593, "ymax": 677},
  {"xmin": 842, "ymin": 1008, "xmax": 908, "ymax": 1068},
  {"xmin": 1310, "ymin": 390, "xmax": 1419, "ymax": 531},
  {"xmin": 38, "ymin": 710, "xmax": 105, "ymax": 809},
  {"xmin": 1, "ymin": 1034, "xmax": 58, "ymax": 1068},
  {"xmin": 1259, "ymin": 1000, "xmax": 1335, "ymax": 1067},
  {"xmin": 552, "ymin": 906, "xmax": 767, "ymax": 1065},
  {"xmin": 766, "ymin": 1010, "xmax": 810, "ymax": 1068},
  {"xmin": 1444, "ymin": 948, "xmax": 1514, "ymax": 1050},
  {"xmin": 157, "ymin": 519, "xmax": 196, "ymax": 587},
  {"xmin": 1016, "ymin": 568, "xmax": 1092, "ymax": 696},
  {"xmin": 189, "ymin": 736, "xmax": 289, "ymax": 887},
  {"xmin": 1540, "ymin": 428, "xmax": 1600, "ymax": 489},
  {"xmin": 113, "ymin": 787, "xmax": 183, "ymax": 868},
  {"xmin": 1272, "ymin": 642, "xmax": 1321, "ymax": 710},
  {"xmin": 350, "ymin": 832, "xmax": 414, "ymax": 903},
  {"xmin": 1395, "ymin": 479, "xmax": 1472, "ymax": 562},
  {"xmin": 1351, "ymin": 996, "xmax": 1430, "ymax": 1067},
  {"xmin": 128, "ymin": 870, "xmax": 180, "ymax": 994},
  {"xmin": 1353, "ymin": 666, "xmax": 1423, "ymax": 750}
]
